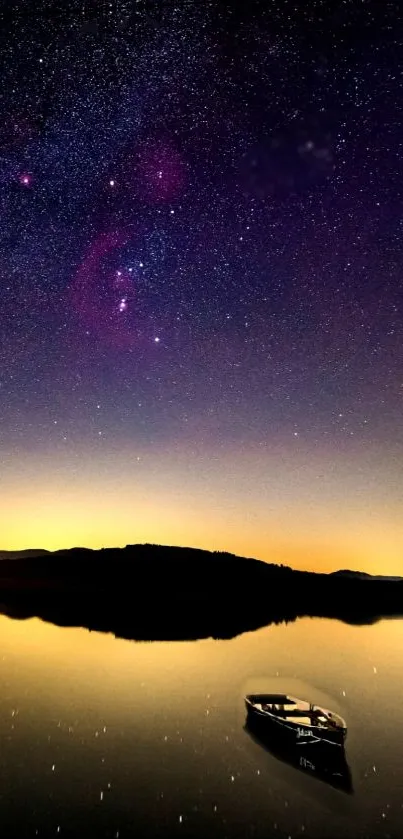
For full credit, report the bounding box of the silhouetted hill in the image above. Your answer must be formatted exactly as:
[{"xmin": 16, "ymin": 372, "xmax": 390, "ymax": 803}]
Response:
[
  {"xmin": 0, "ymin": 549, "xmax": 50, "ymax": 560},
  {"xmin": 330, "ymin": 569, "xmax": 403, "ymax": 581},
  {"xmin": 0, "ymin": 543, "xmax": 401, "ymax": 641}
]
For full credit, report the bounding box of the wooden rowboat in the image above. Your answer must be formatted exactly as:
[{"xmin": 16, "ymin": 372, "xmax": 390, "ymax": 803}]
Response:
[{"xmin": 245, "ymin": 693, "xmax": 347, "ymax": 747}]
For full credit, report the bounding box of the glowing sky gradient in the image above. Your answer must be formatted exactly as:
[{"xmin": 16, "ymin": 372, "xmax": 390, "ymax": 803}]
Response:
[
  {"xmin": 2, "ymin": 439, "xmax": 402, "ymax": 574},
  {"xmin": 0, "ymin": 2, "xmax": 402, "ymax": 575}
]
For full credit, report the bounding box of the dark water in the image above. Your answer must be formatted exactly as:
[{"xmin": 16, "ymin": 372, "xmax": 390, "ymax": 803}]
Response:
[{"xmin": 0, "ymin": 614, "xmax": 402, "ymax": 839}]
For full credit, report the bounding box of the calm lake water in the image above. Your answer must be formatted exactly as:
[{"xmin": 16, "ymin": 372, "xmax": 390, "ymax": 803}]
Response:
[{"xmin": 0, "ymin": 613, "xmax": 402, "ymax": 839}]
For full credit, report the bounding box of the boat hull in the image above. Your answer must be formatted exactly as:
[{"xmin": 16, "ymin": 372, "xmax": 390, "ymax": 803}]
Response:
[{"xmin": 244, "ymin": 717, "xmax": 352, "ymax": 793}]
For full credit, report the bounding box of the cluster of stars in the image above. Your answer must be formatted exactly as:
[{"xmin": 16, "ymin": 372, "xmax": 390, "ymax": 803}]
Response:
[{"xmin": 0, "ymin": 4, "xmax": 400, "ymax": 465}]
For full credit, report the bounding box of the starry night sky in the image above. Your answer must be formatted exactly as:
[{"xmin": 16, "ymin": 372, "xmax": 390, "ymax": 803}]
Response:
[{"xmin": 1, "ymin": 0, "xmax": 402, "ymax": 571}]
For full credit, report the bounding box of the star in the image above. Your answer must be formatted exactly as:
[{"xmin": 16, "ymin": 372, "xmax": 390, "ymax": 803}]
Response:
[{"xmin": 19, "ymin": 173, "xmax": 32, "ymax": 186}]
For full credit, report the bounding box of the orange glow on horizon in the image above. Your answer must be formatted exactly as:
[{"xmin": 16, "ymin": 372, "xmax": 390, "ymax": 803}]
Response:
[{"xmin": 1, "ymin": 440, "xmax": 402, "ymax": 576}]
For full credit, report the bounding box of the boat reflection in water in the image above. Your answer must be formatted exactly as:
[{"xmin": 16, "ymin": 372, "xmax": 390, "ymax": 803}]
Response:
[{"xmin": 245, "ymin": 709, "xmax": 353, "ymax": 794}]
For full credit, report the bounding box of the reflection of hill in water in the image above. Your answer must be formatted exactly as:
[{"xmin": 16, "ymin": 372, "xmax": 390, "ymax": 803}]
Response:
[{"xmin": 0, "ymin": 544, "xmax": 401, "ymax": 641}]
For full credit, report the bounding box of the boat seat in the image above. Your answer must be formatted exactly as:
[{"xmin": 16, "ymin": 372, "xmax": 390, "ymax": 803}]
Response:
[
  {"xmin": 263, "ymin": 708, "xmax": 338, "ymax": 728},
  {"xmin": 263, "ymin": 708, "xmax": 313, "ymax": 717}
]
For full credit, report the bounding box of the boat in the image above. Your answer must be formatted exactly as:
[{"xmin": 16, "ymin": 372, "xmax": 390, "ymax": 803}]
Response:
[
  {"xmin": 245, "ymin": 694, "xmax": 347, "ymax": 747},
  {"xmin": 244, "ymin": 718, "xmax": 353, "ymax": 794}
]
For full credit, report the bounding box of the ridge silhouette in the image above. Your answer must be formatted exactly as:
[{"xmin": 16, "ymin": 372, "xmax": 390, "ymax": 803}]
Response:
[{"xmin": 0, "ymin": 544, "xmax": 401, "ymax": 641}]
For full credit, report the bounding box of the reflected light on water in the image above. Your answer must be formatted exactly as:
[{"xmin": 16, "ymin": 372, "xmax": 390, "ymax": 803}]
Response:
[{"xmin": 0, "ymin": 613, "xmax": 403, "ymax": 837}]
